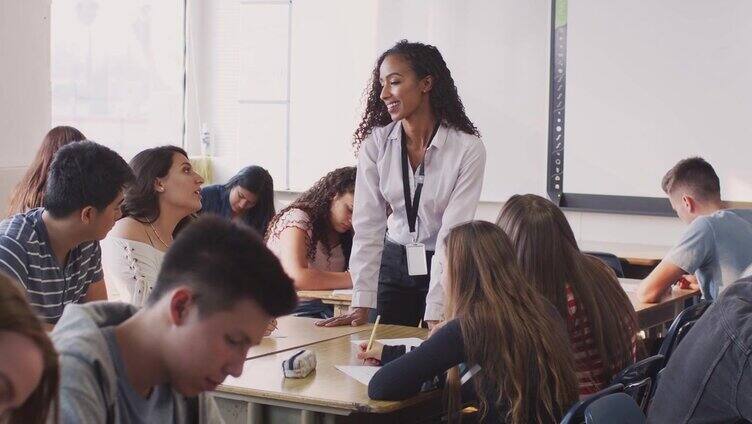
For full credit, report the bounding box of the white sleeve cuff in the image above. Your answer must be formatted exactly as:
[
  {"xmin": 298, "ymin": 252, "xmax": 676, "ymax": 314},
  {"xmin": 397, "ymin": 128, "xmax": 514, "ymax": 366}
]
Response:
[
  {"xmin": 351, "ymin": 290, "xmax": 377, "ymax": 309},
  {"xmin": 423, "ymin": 302, "xmax": 445, "ymax": 322}
]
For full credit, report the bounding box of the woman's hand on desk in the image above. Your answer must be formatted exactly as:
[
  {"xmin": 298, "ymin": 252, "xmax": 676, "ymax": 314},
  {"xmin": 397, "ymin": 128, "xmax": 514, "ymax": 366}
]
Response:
[
  {"xmin": 357, "ymin": 341, "xmax": 384, "ymax": 366},
  {"xmin": 315, "ymin": 307, "xmax": 370, "ymax": 327}
]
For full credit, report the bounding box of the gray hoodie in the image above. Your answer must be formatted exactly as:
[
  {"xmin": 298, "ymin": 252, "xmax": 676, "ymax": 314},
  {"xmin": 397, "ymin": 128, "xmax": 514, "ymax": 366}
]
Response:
[{"xmin": 51, "ymin": 301, "xmax": 224, "ymax": 423}]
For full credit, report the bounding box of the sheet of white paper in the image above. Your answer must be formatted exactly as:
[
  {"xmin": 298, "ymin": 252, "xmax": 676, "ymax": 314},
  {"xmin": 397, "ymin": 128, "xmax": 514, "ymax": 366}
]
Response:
[
  {"xmin": 350, "ymin": 337, "xmax": 425, "ymax": 350},
  {"xmin": 331, "ymin": 289, "xmax": 354, "ymax": 296},
  {"xmin": 335, "ymin": 365, "xmax": 380, "ymax": 385}
]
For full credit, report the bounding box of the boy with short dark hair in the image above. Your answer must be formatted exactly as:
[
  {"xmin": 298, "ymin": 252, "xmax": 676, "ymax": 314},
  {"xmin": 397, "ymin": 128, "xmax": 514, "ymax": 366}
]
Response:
[
  {"xmin": 52, "ymin": 215, "xmax": 297, "ymax": 423},
  {"xmin": 638, "ymin": 157, "xmax": 752, "ymax": 302},
  {"xmin": 0, "ymin": 141, "xmax": 134, "ymax": 324}
]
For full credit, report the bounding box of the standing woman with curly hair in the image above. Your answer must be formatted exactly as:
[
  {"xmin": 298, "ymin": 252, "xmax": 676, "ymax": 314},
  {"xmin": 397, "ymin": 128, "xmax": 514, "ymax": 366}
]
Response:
[
  {"xmin": 265, "ymin": 167, "xmax": 356, "ymax": 318},
  {"xmin": 318, "ymin": 40, "xmax": 486, "ymax": 328}
]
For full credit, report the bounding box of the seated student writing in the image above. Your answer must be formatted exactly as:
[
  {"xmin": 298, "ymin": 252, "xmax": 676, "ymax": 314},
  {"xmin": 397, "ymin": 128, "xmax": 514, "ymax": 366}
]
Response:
[
  {"xmin": 265, "ymin": 167, "xmax": 355, "ymax": 319},
  {"xmin": 496, "ymin": 194, "xmax": 640, "ymax": 396},
  {"xmin": 0, "ymin": 141, "xmax": 134, "ymax": 327},
  {"xmin": 6, "ymin": 125, "xmax": 86, "ymax": 216},
  {"xmin": 101, "ymin": 146, "xmax": 204, "ymax": 306},
  {"xmin": 0, "ymin": 273, "xmax": 59, "ymax": 423},
  {"xmin": 200, "ymin": 165, "xmax": 275, "ymax": 235},
  {"xmin": 638, "ymin": 157, "xmax": 752, "ymax": 302},
  {"xmin": 647, "ymin": 274, "xmax": 752, "ymax": 423},
  {"xmin": 52, "ymin": 216, "xmax": 297, "ymax": 423},
  {"xmin": 358, "ymin": 221, "xmax": 577, "ymax": 423}
]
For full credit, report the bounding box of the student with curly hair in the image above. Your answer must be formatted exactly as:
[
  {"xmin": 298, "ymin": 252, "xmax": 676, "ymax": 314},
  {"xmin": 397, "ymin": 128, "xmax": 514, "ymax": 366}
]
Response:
[
  {"xmin": 0, "ymin": 273, "xmax": 59, "ymax": 423},
  {"xmin": 265, "ymin": 167, "xmax": 355, "ymax": 318},
  {"xmin": 319, "ymin": 40, "xmax": 486, "ymax": 327}
]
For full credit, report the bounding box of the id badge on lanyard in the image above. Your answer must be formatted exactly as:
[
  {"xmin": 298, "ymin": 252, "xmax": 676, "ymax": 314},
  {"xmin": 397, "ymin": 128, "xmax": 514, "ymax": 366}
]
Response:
[{"xmin": 402, "ymin": 127, "xmax": 436, "ymax": 277}]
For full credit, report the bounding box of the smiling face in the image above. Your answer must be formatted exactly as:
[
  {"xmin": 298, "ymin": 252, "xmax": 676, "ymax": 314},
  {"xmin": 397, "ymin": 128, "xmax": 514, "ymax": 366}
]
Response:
[
  {"xmin": 0, "ymin": 331, "xmax": 43, "ymax": 419},
  {"xmin": 156, "ymin": 153, "xmax": 205, "ymax": 215},
  {"xmin": 329, "ymin": 191, "xmax": 354, "ymax": 234},
  {"xmin": 164, "ymin": 293, "xmax": 271, "ymax": 396},
  {"xmin": 229, "ymin": 186, "xmax": 258, "ymax": 215},
  {"xmin": 379, "ymin": 54, "xmax": 433, "ymax": 122}
]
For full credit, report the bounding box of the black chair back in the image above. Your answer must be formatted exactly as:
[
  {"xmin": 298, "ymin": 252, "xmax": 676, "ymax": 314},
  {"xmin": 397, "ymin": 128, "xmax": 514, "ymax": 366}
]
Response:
[
  {"xmin": 560, "ymin": 383, "xmax": 624, "ymax": 424},
  {"xmin": 583, "ymin": 251, "xmax": 625, "ymax": 278},
  {"xmin": 610, "ymin": 354, "xmax": 664, "ymax": 413},
  {"xmin": 658, "ymin": 300, "xmax": 712, "ymax": 368},
  {"xmin": 584, "ymin": 392, "xmax": 646, "ymax": 424}
]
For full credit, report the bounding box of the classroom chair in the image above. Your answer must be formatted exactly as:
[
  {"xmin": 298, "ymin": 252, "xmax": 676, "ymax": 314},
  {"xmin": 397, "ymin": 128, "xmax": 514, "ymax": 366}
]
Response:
[
  {"xmin": 657, "ymin": 300, "xmax": 712, "ymax": 368},
  {"xmin": 583, "ymin": 251, "xmax": 625, "ymax": 278},
  {"xmin": 559, "ymin": 383, "xmax": 624, "ymax": 424},
  {"xmin": 610, "ymin": 354, "xmax": 664, "ymax": 413},
  {"xmin": 584, "ymin": 393, "xmax": 646, "ymax": 424}
]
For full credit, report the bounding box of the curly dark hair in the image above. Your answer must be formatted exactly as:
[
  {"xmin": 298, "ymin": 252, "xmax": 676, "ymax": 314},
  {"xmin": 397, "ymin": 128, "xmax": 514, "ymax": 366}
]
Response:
[
  {"xmin": 353, "ymin": 40, "xmax": 480, "ymax": 151},
  {"xmin": 265, "ymin": 167, "xmax": 356, "ymax": 262}
]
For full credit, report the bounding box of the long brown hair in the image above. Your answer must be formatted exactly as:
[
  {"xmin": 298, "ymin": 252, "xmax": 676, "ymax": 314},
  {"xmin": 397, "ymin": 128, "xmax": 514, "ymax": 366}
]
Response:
[
  {"xmin": 0, "ymin": 274, "xmax": 59, "ymax": 423},
  {"xmin": 496, "ymin": 194, "xmax": 640, "ymax": 385},
  {"xmin": 444, "ymin": 221, "xmax": 578, "ymax": 423},
  {"xmin": 265, "ymin": 167, "xmax": 356, "ymax": 261},
  {"xmin": 6, "ymin": 126, "xmax": 85, "ymax": 216}
]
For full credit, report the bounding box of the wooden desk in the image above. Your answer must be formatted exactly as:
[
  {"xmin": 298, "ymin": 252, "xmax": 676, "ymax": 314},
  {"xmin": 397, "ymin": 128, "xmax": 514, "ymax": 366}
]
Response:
[
  {"xmin": 249, "ymin": 316, "xmax": 370, "ymax": 359},
  {"xmin": 215, "ymin": 324, "xmax": 436, "ymax": 424},
  {"xmin": 297, "ymin": 290, "xmax": 353, "ymax": 316},
  {"xmin": 579, "ymin": 240, "xmax": 671, "ymax": 267},
  {"xmin": 619, "ymin": 278, "xmax": 700, "ymax": 332},
  {"xmin": 300, "ymin": 280, "xmax": 700, "ymax": 333}
]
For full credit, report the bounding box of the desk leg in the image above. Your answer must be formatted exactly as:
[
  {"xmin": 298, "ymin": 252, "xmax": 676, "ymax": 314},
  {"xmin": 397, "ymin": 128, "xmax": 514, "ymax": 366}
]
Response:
[{"xmin": 249, "ymin": 402, "xmax": 263, "ymax": 424}]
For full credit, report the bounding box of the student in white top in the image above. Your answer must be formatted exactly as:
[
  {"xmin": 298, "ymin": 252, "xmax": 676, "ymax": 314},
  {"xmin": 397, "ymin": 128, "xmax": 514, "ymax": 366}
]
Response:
[
  {"xmin": 265, "ymin": 167, "xmax": 355, "ymax": 318},
  {"xmin": 101, "ymin": 146, "xmax": 203, "ymax": 306},
  {"xmin": 318, "ymin": 40, "xmax": 486, "ymax": 328}
]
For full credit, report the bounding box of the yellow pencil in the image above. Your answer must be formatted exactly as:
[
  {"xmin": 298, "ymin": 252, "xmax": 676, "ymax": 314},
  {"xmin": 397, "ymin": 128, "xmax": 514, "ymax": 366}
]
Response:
[{"xmin": 364, "ymin": 315, "xmax": 381, "ymax": 364}]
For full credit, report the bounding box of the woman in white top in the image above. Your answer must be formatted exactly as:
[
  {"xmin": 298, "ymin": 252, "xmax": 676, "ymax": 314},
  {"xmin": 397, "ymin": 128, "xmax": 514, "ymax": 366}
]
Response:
[
  {"xmin": 318, "ymin": 40, "xmax": 486, "ymax": 328},
  {"xmin": 101, "ymin": 146, "xmax": 204, "ymax": 306},
  {"xmin": 265, "ymin": 167, "xmax": 355, "ymax": 318}
]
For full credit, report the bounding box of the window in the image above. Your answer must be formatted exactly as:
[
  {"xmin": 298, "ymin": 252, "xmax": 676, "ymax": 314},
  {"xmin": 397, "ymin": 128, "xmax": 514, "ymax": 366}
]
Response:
[{"xmin": 51, "ymin": 0, "xmax": 185, "ymax": 160}]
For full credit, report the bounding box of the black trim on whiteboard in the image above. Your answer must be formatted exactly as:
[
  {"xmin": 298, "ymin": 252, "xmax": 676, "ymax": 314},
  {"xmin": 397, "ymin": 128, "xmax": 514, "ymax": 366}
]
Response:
[{"xmin": 544, "ymin": 0, "xmax": 667, "ymax": 217}]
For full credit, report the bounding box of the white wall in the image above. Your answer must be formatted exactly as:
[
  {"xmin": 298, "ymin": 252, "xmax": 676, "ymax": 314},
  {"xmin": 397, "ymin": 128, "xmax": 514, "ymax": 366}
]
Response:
[
  {"xmin": 0, "ymin": 0, "xmax": 683, "ymax": 247},
  {"xmin": 0, "ymin": 0, "xmax": 52, "ymax": 212}
]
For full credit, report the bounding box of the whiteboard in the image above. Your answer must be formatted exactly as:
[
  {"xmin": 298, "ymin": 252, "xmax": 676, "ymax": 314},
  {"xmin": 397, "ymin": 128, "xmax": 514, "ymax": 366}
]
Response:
[
  {"xmin": 239, "ymin": 0, "xmax": 552, "ymax": 200},
  {"xmin": 564, "ymin": 0, "xmax": 752, "ymax": 202}
]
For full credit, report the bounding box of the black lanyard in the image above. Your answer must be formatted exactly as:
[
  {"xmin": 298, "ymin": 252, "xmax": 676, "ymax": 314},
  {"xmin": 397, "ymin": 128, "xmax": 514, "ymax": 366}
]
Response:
[{"xmin": 401, "ymin": 123, "xmax": 440, "ymax": 235}]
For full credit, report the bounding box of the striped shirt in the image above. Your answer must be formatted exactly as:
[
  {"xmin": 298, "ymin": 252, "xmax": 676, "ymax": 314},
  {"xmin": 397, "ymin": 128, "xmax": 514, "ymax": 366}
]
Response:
[
  {"xmin": 0, "ymin": 208, "xmax": 103, "ymax": 324},
  {"xmin": 566, "ymin": 284, "xmax": 606, "ymax": 396}
]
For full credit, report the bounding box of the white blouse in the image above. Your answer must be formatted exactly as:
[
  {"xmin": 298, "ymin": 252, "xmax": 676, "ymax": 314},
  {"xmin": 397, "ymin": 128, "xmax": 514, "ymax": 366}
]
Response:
[
  {"xmin": 350, "ymin": 121, "xmax": 486, "ymax": 321},
  {"xmin": 101, "ymin": 237, "xmax": 165, "ymax": 307}
]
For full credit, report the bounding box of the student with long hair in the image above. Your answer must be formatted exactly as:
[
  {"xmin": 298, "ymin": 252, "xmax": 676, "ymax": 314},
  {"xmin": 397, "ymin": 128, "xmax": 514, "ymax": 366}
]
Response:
[
  {"xmin": 101, "ymin": 146, "xmax": 204, "ymax": 306},
  {"xmin": 319, "ymin": 40, "xmax": 486, "ymax": 328},
  {"xmin": 200, "ymin": 165, "xmax": 275, "ymax": 234},
  {"xmin": 6, "ymin": 126, "xmax": 86, "ymax": 216},
  {"xmin": 265, "ymin": 167, "xmax": 355, "ymax": 318},
  {"xmin": 496, "ymin": 194, "xmax": 640, "ymax": 396},
  {"xmin": 0, "ymin": 273, "xmax": 59, "ymax": 423},
  {"xmin": 359, "ymin": 221, "xmax": 578, "ymax": 423}
]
